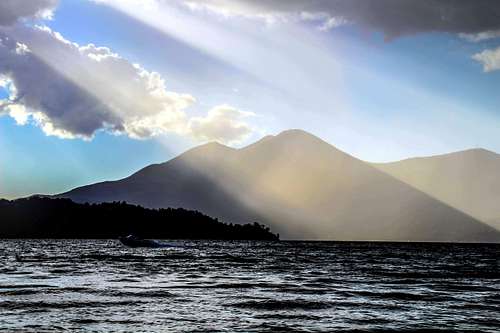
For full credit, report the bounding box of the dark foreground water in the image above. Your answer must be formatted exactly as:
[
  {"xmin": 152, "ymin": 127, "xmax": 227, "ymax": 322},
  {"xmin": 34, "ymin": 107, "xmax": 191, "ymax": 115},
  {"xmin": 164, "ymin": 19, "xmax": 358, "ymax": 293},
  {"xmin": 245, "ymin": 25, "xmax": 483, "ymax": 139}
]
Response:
[{"xmin": 0, "ymin": 240, "xmax": 499, "ymax": 332}]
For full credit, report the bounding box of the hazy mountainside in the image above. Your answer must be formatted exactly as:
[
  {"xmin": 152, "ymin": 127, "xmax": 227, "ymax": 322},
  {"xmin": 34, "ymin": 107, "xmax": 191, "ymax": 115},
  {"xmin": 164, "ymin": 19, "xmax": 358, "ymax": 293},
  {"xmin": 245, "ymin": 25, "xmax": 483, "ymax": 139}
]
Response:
[
  {"xmin": 374, "ymin": 149, "xmax": 500, "ymax": 231},
  {"xmin": 58, "ymin": 130, "xmax": 500, "ymax": 242}
]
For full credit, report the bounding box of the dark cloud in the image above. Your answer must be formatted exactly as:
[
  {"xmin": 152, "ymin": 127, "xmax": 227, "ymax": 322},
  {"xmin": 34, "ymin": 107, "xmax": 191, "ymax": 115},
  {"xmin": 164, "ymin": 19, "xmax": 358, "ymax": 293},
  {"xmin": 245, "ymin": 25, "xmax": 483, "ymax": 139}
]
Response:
[
  {"xmin": 187, "ymin": 0, "xmax": 500, "ymax": 38},
  {"xmin": 0, "ymin": 31, "xmax": 121, "ymax": 138},
  {"xmin": 0, "ymin": 0, "xmax": 58, "ymax": 26}
]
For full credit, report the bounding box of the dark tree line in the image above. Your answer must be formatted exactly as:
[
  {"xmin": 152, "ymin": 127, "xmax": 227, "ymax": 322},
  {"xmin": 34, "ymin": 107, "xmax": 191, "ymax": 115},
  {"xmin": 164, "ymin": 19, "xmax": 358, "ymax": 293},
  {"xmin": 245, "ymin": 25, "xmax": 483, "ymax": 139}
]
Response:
[{"xmin": 0, "ymin": 197, "xmax": 279, "ymax": 240}]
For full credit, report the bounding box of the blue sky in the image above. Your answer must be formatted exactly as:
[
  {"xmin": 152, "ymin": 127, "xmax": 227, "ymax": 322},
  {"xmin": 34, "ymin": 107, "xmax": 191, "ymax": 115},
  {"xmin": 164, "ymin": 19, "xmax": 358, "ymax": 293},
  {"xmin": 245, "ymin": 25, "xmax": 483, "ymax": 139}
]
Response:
[{"xmin": 1, "ymin": 0, "xmax": 500, "ymax": 198}]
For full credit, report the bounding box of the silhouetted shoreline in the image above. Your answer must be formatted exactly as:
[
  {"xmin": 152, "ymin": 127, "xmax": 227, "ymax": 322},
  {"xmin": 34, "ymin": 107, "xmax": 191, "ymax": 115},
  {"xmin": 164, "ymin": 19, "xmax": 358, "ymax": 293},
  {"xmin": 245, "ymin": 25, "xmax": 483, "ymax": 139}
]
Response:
[{"xmin": 0, "ymin": 197, "xmax": 279, "ymax": 240}]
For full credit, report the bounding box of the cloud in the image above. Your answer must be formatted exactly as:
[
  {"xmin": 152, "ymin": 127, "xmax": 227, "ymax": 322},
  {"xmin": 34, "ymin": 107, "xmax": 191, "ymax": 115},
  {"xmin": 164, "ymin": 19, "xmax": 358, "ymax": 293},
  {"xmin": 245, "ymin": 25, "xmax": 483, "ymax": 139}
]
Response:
[
  {"xmin": 460, "ymin": 30, "xmax": 500, "ymax": 43},
  {"xmin": 0, "ymin": 0, "xmax": 58, "ymax": 26},
  {"xmin": 189, "ymin": 105, "xmax": 254, "ymax": 145},
  {"xmin": 0, "ymin": 25, "xmax": 189, "ymax": 139},
  {"xmin": 183, "ymin": 0, "xmax": 500, "ymax": 38},
  {"xmin": 472, "ymin": 47, "xmax": 500, "ymax": 72},
  {"xmin": 0, "ymin": 25, "xmax": 254, "ymax": 144}
]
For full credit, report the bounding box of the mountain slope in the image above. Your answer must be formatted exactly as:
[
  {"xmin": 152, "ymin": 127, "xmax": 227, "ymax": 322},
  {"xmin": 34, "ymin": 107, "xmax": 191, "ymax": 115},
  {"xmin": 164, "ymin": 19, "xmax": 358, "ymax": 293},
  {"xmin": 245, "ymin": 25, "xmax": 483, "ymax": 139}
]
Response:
[
  {"xmin": 58, "ymin": 130, "xmax": 500, "ymax": 242},
  {"xmin": 374, "ymin": 149, "xmax": 500, "ymax": 230}
]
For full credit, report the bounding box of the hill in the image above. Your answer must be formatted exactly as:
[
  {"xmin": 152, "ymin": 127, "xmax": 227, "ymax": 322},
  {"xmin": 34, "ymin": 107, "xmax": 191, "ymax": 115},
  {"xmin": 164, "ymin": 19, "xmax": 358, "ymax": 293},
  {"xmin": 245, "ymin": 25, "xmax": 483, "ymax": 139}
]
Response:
[{"xmin": 0, "ymin": 197, "xmax": 279, "ymax": 240}]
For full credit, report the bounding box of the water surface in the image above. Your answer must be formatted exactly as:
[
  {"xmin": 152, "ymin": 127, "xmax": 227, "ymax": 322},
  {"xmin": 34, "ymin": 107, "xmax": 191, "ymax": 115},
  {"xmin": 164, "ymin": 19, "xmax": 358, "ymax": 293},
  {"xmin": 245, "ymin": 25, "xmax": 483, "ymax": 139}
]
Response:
[{"xmin": 0, "ymin": 240, "xmax": 499, "ymax": 332}]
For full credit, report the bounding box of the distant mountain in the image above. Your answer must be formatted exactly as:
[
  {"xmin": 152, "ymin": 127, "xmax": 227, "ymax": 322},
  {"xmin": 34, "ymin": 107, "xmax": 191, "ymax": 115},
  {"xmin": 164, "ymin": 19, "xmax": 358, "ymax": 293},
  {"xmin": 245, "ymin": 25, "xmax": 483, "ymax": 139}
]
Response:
[
  {"xmin": 58, "ymin": 130, "xmax": 500, "ymax": 242},
  {"xmin": 374, "ymin": 149, "xmax": 500, "ymax": 231}
]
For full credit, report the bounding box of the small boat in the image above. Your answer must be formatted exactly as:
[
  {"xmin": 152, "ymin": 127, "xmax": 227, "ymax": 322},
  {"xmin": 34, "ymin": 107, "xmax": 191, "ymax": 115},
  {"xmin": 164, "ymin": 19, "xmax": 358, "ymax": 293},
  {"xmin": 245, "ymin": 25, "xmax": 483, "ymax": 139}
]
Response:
[{"xmin": 119, "ymin": 234, "xmax": 171, "ymax": 248}]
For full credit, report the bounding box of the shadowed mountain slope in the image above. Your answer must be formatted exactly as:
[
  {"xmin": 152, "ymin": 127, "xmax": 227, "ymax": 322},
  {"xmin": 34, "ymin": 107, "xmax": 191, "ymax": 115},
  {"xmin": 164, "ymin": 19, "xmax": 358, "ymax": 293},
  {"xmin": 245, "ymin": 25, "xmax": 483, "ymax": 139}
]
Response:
[
  {"xmin": 375, "ymin": 149, "xmax": 500, "ymax": 231},
  {"xmin": 58, "ymin": 130, "xmax": 500, "ymax": 242}
]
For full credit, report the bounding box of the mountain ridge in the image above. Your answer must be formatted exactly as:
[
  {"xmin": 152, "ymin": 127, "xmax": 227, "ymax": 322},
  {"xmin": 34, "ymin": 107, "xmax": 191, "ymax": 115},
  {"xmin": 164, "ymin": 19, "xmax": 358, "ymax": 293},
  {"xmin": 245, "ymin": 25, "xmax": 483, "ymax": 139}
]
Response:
[
  {"xmin": 56, "ymin": 129, "xmax": 500, "ymax": 242},
  {"xmin": 373, "ymin": 147, "xmax": 499, "ymax": 165},
  {"xmin": 374, "ymin": 146, "xmax": 500, "ymax": 230}
]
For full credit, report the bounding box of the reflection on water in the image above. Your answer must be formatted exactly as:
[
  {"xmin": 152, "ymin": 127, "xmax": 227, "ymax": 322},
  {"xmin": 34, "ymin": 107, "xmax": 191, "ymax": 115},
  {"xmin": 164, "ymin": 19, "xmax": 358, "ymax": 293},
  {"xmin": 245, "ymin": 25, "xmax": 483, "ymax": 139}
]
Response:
[{"xmin": 0, "ymin": 240, "xmax": 499, "ymax": 332}]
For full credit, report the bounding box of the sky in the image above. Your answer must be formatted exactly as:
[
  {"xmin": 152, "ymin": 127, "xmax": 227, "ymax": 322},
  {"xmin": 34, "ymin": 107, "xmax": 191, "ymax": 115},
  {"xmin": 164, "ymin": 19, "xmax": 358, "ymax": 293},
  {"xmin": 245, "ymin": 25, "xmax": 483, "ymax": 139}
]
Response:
[{"xmin": 1, "ymin": 0, "xmax": 500, "ymax": 199}]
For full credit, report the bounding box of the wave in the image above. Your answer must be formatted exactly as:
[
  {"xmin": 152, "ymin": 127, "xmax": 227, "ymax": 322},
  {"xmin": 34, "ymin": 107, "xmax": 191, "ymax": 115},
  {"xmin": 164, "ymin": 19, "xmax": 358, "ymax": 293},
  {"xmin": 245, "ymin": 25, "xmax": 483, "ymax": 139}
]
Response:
[
  {"xmin": 0, "ymin": 300, "xmax": 148, "ymax": 310},
  {"xmin": 228, "ymin": 299, "xmax": 333, "ymax": 311}
]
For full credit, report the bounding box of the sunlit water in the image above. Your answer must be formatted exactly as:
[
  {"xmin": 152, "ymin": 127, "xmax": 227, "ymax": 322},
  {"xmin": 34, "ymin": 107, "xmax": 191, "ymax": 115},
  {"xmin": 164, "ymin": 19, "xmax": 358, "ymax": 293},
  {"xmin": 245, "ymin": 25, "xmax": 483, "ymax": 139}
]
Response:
[{"xmin": 0, "ymin": 240, "xmax": 499, "ymax": 332}]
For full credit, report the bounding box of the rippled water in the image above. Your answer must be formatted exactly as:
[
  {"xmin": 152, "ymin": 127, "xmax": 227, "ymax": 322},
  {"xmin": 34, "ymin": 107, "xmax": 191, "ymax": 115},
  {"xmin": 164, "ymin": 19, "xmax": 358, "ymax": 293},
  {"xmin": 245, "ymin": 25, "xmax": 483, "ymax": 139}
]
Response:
[{"xmin": 0, "ymin": 240, "xmax": 499, "ymax": 332}]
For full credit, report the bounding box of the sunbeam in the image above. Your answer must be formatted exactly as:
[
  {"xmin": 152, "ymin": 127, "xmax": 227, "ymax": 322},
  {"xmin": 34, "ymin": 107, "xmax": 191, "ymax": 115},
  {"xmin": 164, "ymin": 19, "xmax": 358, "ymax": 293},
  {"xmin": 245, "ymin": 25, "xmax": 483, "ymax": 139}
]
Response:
[{"xmin": 92, "ymin": 0, "xmax": 352, "ymax": 117}]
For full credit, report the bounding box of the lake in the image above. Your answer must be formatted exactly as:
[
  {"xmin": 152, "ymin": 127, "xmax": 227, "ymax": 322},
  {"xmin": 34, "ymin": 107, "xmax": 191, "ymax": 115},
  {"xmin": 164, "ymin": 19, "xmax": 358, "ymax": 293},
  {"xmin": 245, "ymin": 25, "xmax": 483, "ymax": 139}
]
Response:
[{"xmin": 0, "ymin": 240, "xmax": 499, "ymax": 332}]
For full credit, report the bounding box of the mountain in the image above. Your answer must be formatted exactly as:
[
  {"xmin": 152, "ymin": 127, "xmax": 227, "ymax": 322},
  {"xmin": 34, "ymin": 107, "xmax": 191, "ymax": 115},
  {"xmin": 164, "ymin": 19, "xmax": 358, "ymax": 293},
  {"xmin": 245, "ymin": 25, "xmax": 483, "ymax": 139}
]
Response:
[
  {"xmin": 374, "ymin": 149, "xmax": 500, "ymax": 231},
  {"xmin": 58, "ymin": 130, "xmax": 500, "ymax": 242}
]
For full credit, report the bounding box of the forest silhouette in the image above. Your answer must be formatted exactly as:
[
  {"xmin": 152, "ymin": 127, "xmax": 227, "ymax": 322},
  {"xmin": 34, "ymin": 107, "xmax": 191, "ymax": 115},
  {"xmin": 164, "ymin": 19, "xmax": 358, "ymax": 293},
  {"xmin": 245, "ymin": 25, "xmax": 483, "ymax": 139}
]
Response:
[{"xmin": 0, "ymin": 197, "xmax": 279, "ymax": 240}]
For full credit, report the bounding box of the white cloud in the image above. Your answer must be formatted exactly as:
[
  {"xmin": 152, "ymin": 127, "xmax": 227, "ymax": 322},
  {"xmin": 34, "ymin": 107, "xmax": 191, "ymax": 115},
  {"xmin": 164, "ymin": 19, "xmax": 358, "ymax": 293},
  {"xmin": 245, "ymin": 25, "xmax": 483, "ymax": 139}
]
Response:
[
  {"xmin": 7, "ymin": 104, "xmax": 29, "ymax": 125},
  {"xmin": 459, "ymin": 30, "xmax": 500, "ymax": 43},
  {"xmin": 318, "ymin": 16, "xmax": 348, "ymax": 32},
  {"xmin": 472, "ymin": 47, "xmax": 500, "ymax": 72},
  {"xmin": 0, "ymin": 0, "xmax": 58, "ymax": 26},
  {"xmin": 0, "ymin": 25, "xmax": 192, "ymax": 139},
  {"xmin": 15, "ymin": 42, "xmax": 30, "ymax": 55},
  {"xmin": 0, "ymin": 25, "xmax": 255, "ymax": 144},
  {"xmin": 189, "ymin": 105, "xmax": 254, "ymax": 145}
]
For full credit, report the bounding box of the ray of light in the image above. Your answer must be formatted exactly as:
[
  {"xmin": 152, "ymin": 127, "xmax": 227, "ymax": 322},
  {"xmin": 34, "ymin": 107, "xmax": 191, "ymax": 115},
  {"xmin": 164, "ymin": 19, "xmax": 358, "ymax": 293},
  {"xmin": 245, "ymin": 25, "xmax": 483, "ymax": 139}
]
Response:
[{"xmin": 91, "ymin": 0, "xmax": 352, "ymax": 116}]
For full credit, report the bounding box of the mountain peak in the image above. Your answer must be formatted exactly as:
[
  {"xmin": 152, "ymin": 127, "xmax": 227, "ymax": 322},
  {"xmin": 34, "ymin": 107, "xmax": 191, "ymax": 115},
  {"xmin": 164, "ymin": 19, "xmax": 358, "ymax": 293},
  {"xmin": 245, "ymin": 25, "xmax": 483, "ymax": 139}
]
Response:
[
  {"xmin": 276, "ymin": 129, "xmax": 318, "ymax": 139},
  {"xmin": 191, "ymin": 141, "xmax": 234, "ymax": 152},
  {"xmin": 461, "ymin": 148, "xmax": 498, "ymax": 156},
  {"xmin": 266, "ymin": 129, "xmax": 330, "ymax": 148},
  {"xmin": 241, "ymin": 129, "xmax": 322, "ymax": 152},
  {"xmin": 201, "ymin": 141, "xmax": 228, "ymax": 148},
  {"xmin": 177, "ymin": 141, "xmax": 236, "ymax": 162}
]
